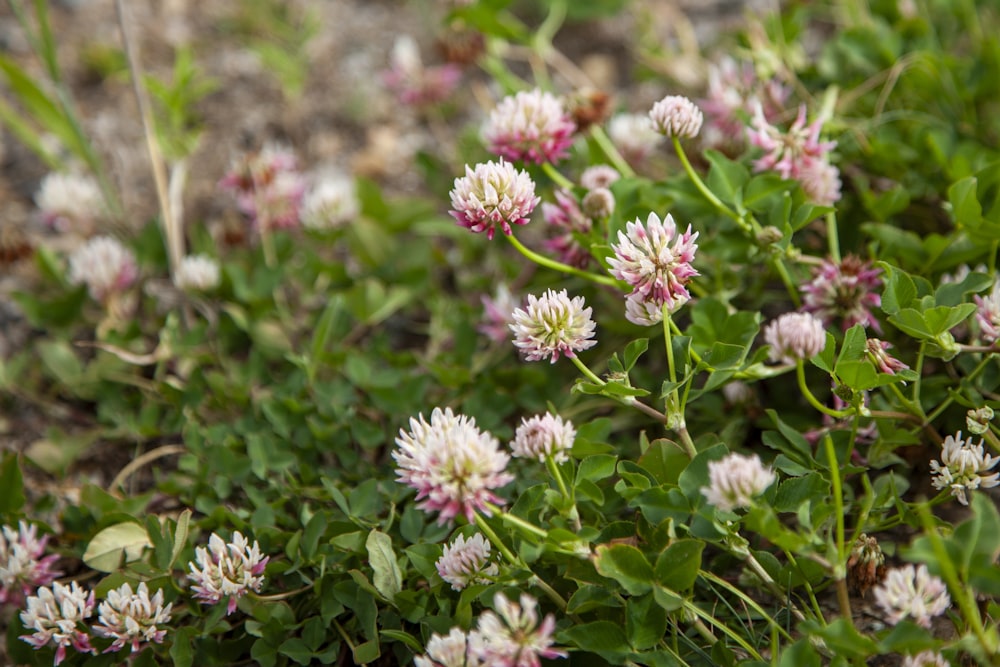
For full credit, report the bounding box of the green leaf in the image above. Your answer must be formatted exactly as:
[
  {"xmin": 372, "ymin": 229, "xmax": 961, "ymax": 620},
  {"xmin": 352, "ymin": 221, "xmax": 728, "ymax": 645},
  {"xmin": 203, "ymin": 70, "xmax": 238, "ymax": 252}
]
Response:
[
  {"xmin": 83, "ymin": 522, "xmax": 152, "ymax": 572},
  {"xmin": 773, "ymin": 473, "xmax": 829, "ymax": 513},
  {"xmin": 678, "ymin": 443, "xmax": 729, "ymax": 500},
  {"xmin": 878, "ymin": 262, "xmax": 917, "ymax": 315},
  {"xmin": 949, "ymin": 176, "xmax": 982, "ymax": 226},
  {"xmin": 627, "ymin": 593, "xmax": 668, "ymax": 650},
  {"xmin": 353, "ymin": 640, "xmax": 380, "ymax": 664},
  {"xmin": 799, "ymin": 619, "xmax": 878, "ymax": 658},
  {"xmin": 559, "ymin": 621, "xmax": 631, "ymax": 663},
  {"xmin": 704, "ymin": 149, "xmax": 750, "ymax": 205},
  {"xmin": 365, "ymin": 530, "xmax": 402, "ymax": 601},
  {"xmin": 278, "ymin": 638, "xmax": 315, "ymax": 665},
  {"xmin": 567, "ymin": 584, "xmax": 623, "ymax": 614},
  {"xmin": 169, "ymin": 626, "xmax": 196, "ymax": 667},
  {"xmin": 170, "ymin": 509, "xmax": 191, "ymax": 569},
  {"xmin": 624, "ymin": 338, "xmax": 649, "ymax": 372},
  {"xmin": 777, "ymin": 638, "xmax": 821, "ymax": 667},
  {"xmin": 593, "ymin": 543, "xmax": 654, "ymax": 595},
  {"xmin": 921, "ymin": 304, "xmax": 976, "ymax": 335},
  {"xmin": 38, "ymin": 340, "xmax": 84, "ymax": 386},
  {"xmin": 0, "ymin": 453, "xmax": 25, "ymax": 513},
  {"xmin": 888, "ymin": 308, "xmax": 933, "ymax": 339},
  {"xmin": 654, "ymin": 539, "xmax": 704, "ymax": 591},
  {"xmin": 577, "ymin": 454, "xmax": 617, "ymax": 483},
  {"xmin": 379, "ymin": 629, "xmax": 424, "ymax": 653}
]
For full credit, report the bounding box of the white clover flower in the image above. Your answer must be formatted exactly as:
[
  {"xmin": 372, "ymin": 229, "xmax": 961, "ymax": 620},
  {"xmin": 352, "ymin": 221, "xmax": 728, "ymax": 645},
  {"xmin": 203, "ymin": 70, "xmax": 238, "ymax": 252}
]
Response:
[
  {"xmin": 763, "ymin": 312, "xmax": 827, "ymax": 364},
  {"xmin": 20, "ymin": 581, "xmax": 96, "ymax": 665},
  {"xmin": 901, "ymin": 650, "xmax": 950, "ymax": 667},
  {"xmin": 873, "ymin": 564, "xmax": 951, "ymax": 629},
  {"xmin": 35, "ymin": 172, "xmax": 104, "ymax": 231},
  {"xmin": 929, "ymin": 431, "xmax": 1000, "ymax": 505},
  {"xmin": 624, "ymin": 293, "xmax": 664, "ymax": 326},
  {"xmin": 95, "ymin": 582, "xmax": 172, "ymax": 654},
  {"xmin": 415, "ymin": 627, "xmax": 478, "ymax": 667},
  {"xmin": 701, "ymin": 452, "xmax": 775, "ymax": 511},
  {"xmin": 302, "ymin": 172, "xmax": 359, "ymax": 229},
  {"xmin": 394, "ymin": 408, "xmax": 514, "ymax": 524},
  {"xmin": 188, "ymin": 531, "xmax": 268, "ymax": 615},
  {"xmin": 510, "ymin": 289, "xmax": 597, "ymax": 363},
  {"xmin": 436, "ymin": 533, "xmax": 498, "ymax": 591},
  {"xmin": 608, "ymin": 212, "xmax": 699, "ymax": 314},
  {"xmin": 580, "ymin": 164, "xmax": 620, "ymax": 191},
  {"xmin": 974, "ymin": 278, "xmax": 1000, "ymax": 343},
  {"xmin": 482, "ymin": 88, "xmax": 577, "ymax": 164},
  {"xmin": 649, "ymin": 95, "xmax": 704, "ymax": 139},
  {"xmin": 67, "ymin": 235, "xmax": 138, "ymax": 302},
  {"xmin": 0, "ymin": 520, "xmax": 61, "ymax": 606},
  {"xmin": 470, "ymin": 592, "xmax": 566, "ymax": 666},
  {"xmin": 449, "ymin": 159, "xmax": 540, "ymax": 240},
  {"xmin": 581, "ymin": 187, "xmax": 615, "ymax": 220},
  {"xmin": 510, "ymin": 413, "xmax": 575, "ymax": 463},
  {"xmin": 607, "ymin": 112, "xmax": 664, "ymax": 163},
  {"xmin": 174, "ymin": 255, "xmax": 221, "ymax": 292}
]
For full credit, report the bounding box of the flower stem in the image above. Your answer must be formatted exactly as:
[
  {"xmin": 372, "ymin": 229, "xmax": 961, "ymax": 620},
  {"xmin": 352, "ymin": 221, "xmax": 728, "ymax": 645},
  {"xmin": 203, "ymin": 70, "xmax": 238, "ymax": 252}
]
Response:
[
  {"xmin": 698, "ymin": 570, "xmax": 794, "ymax": 641},
  {"xmin": 825, "ymin": 211, "xmax": 841, "ymax": 264},
  {"xmin": 796, "ymin": 360, "xmax": 852, "ymax": 418},
  {"xmin": 505, "ymin": 233, "xmax": 618, "ymax": 286},
  {"xmin": 541, "ymin": 161, "xmax": 576, "ymax": 191},
  {"xmin": 672, "ymin": 138, "xmax": 744, "ymax": 227},
  {"xmin": 824, "ymin": 435, "xmax": 854, "ymax": 627},
  {"xmin": 545, "ymin": 456, "xmax": 572, "ymax": 504},
  {"xmin": 771, "ymin": 257, "xmax": 803, "ymax": 308},
  {"xmin": 569, "ymin": 355, "xmax": 605, "ymax": 385},
  {"xmin": 474, "ymin": 512, "xmax": 521, "ymax": 566},
  {"xmin": 589, "ymin": 126, "xmax": 635, "ymax": 177}
]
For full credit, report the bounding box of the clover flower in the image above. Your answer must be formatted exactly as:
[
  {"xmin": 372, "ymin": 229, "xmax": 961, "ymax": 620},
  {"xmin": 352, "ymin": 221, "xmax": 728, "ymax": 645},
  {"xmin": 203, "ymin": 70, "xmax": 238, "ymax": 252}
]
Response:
[
  {"xmin": 510, "ymin": 289, "xmax": 597, "ymax": 363},
  {"xmin": 469, "ymin": 592, "xmax": 566, "ymax": 667},
  {"xmin": 847, "ymin": 533, "xmax": 886, "ymax": 595},
  {"xmin": 436, "ymin": 533, "xmax": 498, "ymax": 591},
  {"xmin": 581, "ymin": 188, "xmax": 615, "ymax": 219},
  {"xmin": 480, "ymin": 284, "xmax": 521, "ymax": 345},
  {"xmin": 607, "ymin": 112, "xmax": 663, "ymax": 163},
  {"xmin": 394, "ymin": 408, "xmax": 514, "ymax": 524},
  {"xmin": 699, "ymin": 56, "xmax": 790, "ymax": 150},
  {"xmin": 901, "ymin": 651, "xmax": 950, "ymax": 667},
  {"xmin": 302, "ymin": 172, "xmax": 359, "ymax": 230},
  {"xmin": 188, "ymin": 531, "xmax": 268, "ymax": 615},
  {"xmin": 94, "ymin": 582, "xmax": 172, "ymax": 654},
  {"xmin": 700, "ymin": 453, "xmax": 775, "ymax": 512},
  {"xmin": 511, "ymin": 413, "xmax": 576, "ymax": 463},
  {"xmin": 580, "ymin": 164, "xmax": 620, "ymax": 190},
  {"xmin": 608, "ymin": 212, "xmax": 699, "ymax": 314},
  {"xmin": 763, "ymin": 312, "xmax": 826, "ymax": 364},
  {"xmin": 966, "ymin": 407, "xmax": 995, "ymax": 435},
  {"xmin": 449, "ymin": 159, "xmax": 540, "ymax": 240},
  {"xmin": 802, "ymin": 256, "xmax": 883, "ymax": 331},
  {"xmin": 174, "ymin": 255, "xmax": 221, "ymax": 292},
  {"xmin": 0, "ymin": 521, "xmax": 61, "ymax": 606},
  {"xmin": 974, "ymin": 278, "xmax": 1000, "ymax": 343},
  {"xmin": 748, "ymin": 104, "xmax": 841, "ymax": 205},
  {"xmin": 35, "ymin": 172, "xmax": 105, "ymax": 232},
  {"xmin": 873, "ymin": 564, "xmax": 951, "ymax": 628},
  {"xmin": 866, "ymin": 339, "xmax": 908, "ymax": 375},
  {"xmin": 68, "ymin": 235, "xmax": 138, "ymax": 303},
  {"xmin": 219, "ymin": 144, "xmax": 306, "ymax": 231},
  {"xmin": 382, "ymin": 35, "xmax": 461, "ymax": 107},
  {"xmin": 482, "ymin": 88, "xmax": 577, "ymax": 164},
  {"xmin": 624, "ymin": 293, "xmax": 664, "ymax": 327},
  {"xmin": 20, "ymin": 581, "xmax": 96, "ymax": 665},
  {"xmin": 649, "ymin": 95, "xmax": 704, "ymax": 139},
  {"xmin": 541, "ymin": 189, "xmax": 593, "ymax": 268},
  {"xmin": 929, "ymin": 431, "xmax": 1000, "ymax": 505},
  {"xmin": 415, "ymin": 627, "xmax": 478, "ymax": 667}
]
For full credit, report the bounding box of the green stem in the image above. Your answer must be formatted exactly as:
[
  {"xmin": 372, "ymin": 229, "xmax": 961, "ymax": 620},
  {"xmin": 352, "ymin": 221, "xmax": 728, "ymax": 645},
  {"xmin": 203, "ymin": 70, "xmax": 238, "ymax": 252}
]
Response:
[
  {"xmin": 474, "ymin": 512, "xmax": 521, "ymax": 566},
  {"xmin": 912, "ymin": 341, "xmax": 926, "ymax": 407},
  {"xmin": 772, "ymin": 257, "xmax": 803, "ymax": 308},
  {"xmin": 796, "ymin": 361, "xmax": 852, "ymax": 418},
  {"xmin": 483, "ymin": 503, "xmax": 550, "ymax": 540},
  {"xmin": 923, "ymin": 353, "xmax": 994, "ymax": 425},
  {"xmin": 569, "ymin": 355, "xmax": 605, "ymax": 386},
  {"xmin": 672, "ymin": 138, "xmax": 744, "ymax": 227},
  {"xmin": 684, "ymin": 602, "xmax": 764, "ymax": 661},
  {"xmin": 825, "ymin": 212, "xmax": 841, "ymax": 263},
  {"xmin": 545, "ymin": 456, "xmax": 572, "ymax": 503},
  {"xmin": 698, "ymin": 570, "xmax": 794, "ymax": 641},
  {"xmin": 589, "ymin": 126, "xmax": 635, "ymax": 177},
  {"xmin": 541, "ymin": 161, "xmax": 576, "ymax": 191},
  {"xmin": 887, "ymin": 381, "xmax": 925, "ymax": 419},
  {"xmin": 782, "ymin": 549, "xmax": 827, "ymax": 623},
  {"xmin": 663, "ymin": 307, "xmax": 677, "ymax": 386},
  {"xmin": 824, "ymin": 435, "xmax": 854, "ymax": 627},
  {"xmin": 505, "ymin": 233, "xmax": 618, "ymax": 286}
]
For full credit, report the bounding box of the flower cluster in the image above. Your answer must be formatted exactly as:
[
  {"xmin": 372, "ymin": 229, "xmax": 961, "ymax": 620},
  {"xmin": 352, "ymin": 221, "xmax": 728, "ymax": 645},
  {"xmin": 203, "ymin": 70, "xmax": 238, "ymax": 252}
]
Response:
[
  {"xmin": 0, "ymin": 521, "xmax": 61, "ymax": 606},
  {"xmin": 900, "ymin": 651, "xmax": 950, "ymax": 667},
  {"xmin": 607, "ymin": 212, "xmax": 699, "ymax": 324},
  {"xmin": 607, "ymin": 112, "xmax": 663, "ymax": 164},
  {"xmin": 482, "ymin": 88, "xmax": 577, "ymax": 164},
  {"xmin": 700, "ymin": 56, "xmax": 790, "ymax": 150},
  {"xmin": 510, "ymin": 289, "xmax": 597, "ymax": 363},
  {"xmin": 929, "ymin": 431, "xmax": 1000, "ymax": 505},
  {"xmin": 649, "ymin": 95, "xmax": 703, "ymax": 139},
  {"xmin": 974, "ymin": 277, "xmax": 1000, "ymax": 343},
  {"xmin": 174, "ymin": 254, "xmax": 221, "ymax": 292},
  {"xmin": 541, "ymin": 189, "xmax": 593, "ymax": 268},
  {"xmin": 866, "ymin": 338, "xmax": 908, "ymax": 375},
  {"xmin": 449, "ymin": 159, "xmax": 540, "ymax": 239},
  {"xmin": 747, "ymin": 104, "xmax": 841, "ymax": 205},
  {"xmin": 35, "ymin": 172, "xmax": 105, "ymax": 232},
  {"xmin": 801, "ymin": 256, "xmax": 883, "ymax": 330},
  {"xmin": 301, "ymin": 171, "xmax": 359, "ymax": 230},
  {"xmin": 67, "ymin": 235, "xmax": 138, "ymax": 303},
  {"xmin": 382, "ymin": 35, "xmax": 461, "ymax": 107},
  {"xmin": 393, "ymin": 408, "xmax": 514, "ymax": 523},
  {"xmin": 20, "ymin": 581, "xmax": 96, "ymax": 665},
  {"xmin": 188, "ymin": 531, "xmax": 269, "ymax": 615},
  {"xmin": 219, "ymin": 144, "xmax": 306, "ymax": 231},
  {"xmin": 763, "ymin": 312, "xmax": 826, "ymax": 364},
  {"xmin": 94, "ymin": 582, "xmax": 173, "ymax": 654},
  {"xmin": 510, "ymin": 413, "xmax": 576, "ymax": 463},
  {"xmin": 436, "ymin": 533, "xmax": 498, "ymax": 591},
  {"xmin": 479, "ymin": 283, "xmax": 521, "ymax": 344},
  {"xmin": 872, "ymin": 564, "xmax": 951, "ymax": 628},
  {"xmin": 579, "ymin": 164, "xmax": 619, "ymax": 191},
  {"xmin": 701, "ymin": 452, "xmax": 776, "ymax": 511}
]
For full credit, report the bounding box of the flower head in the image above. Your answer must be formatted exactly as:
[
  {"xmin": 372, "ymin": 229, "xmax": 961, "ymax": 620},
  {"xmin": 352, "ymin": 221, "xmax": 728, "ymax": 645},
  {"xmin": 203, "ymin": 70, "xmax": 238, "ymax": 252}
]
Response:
[
  {"xmin": 580, "ymin": 165, "xmax": 620, "ymax": 191},
  {"xmin": 802, "ymin": 256, "xmax": 883, "ymax": 331},
  {"xmin": 700, "ymin": 452, "xmax": 775, "ymax": 511},
  {"xmin": 35, "ymin": 172, "xmax": 105, "ymax": 232},
  {"xmin": 480, "ymin": 284, "xmax": 521, "ymax": 344},
  {"xmin": 95, "ymin": 582, "xmax": 172, "ymax": 654},
  {"xmin": 608, "ymin": 212, "xmax": 699, "ymax": 313},
  {"xmin": 68, "ymin": 236, "xmax": 138, "ymax": 302},
  {"xmin": 436, "ymin": 533, "xmax": 498, "ymax": 591},
  {"xmin": 607, "ymin": 112, "xmax": 663, "ymax": 163},
  {"xmin": 483, "ymin": 89, "xmax": 577, "ymax": 164},
  {"xmin": 930, "ymin": 431, "xmax": 1000, "ymax": 505},
  {"xmin": 974, "ymin": 278, "xmax": 1000, "ymax": 343},
  {"xmin": 764, "ymin": 312, "xmax": 826, "ymax": 364},
  {"xmin": 511, "ymin": 413, "xmax": 576, "ymax": 463},
  {"xmin": 581, "ymin": 188, "xmax": 615, "ymax": 220},
  {"xmin": 624, "ymin": 293, "xmax": 664, "ymax": 326},
  {"xmin": 188, "ymin": 531, "xmax": 268, "ymax": 615},
  {"xmin": 20, "ymin": 581, "xmax": 96, "ymax": 665},
  {"xmin": 470, "ymin": 592, "xmax": 567, "ymax": 667},
  {"xmin": 873, "ymin": 564, "xmax": 951, "ymax": 628},
  {"xmin": 967, "ymin": 407, "xmax": 995, "ymax": 436},
  {"xmin": 382, "ymin": 35, "xmax": 461, "ymax": 107},
  {"xmin": 0, "ymin": 521, "xmax": 61, "ymax": 607},
  {"xmin": 394, "ymin": 408, "xmax": 513, "ymax": 524},
  {"xmin": 510, "ymin": 289, "xmax": 597, "ymax": 363},
  {"xmin": 866, "ymin": 338, "xmax": 908, "ymax": 375},
  {"xmin": 699, "ymin": 56, "xmax": 790, "ymax": 150},
  {"xmin": 901, "ymin": 651, "xmax": 950, "ymax": 667},
  {"xmin": 219, "ymin": 144, "xmax": 305, "ymax": 231},
  {"xmin": 302, "ymin": 172, "xmax": 359, "ymax": 229},
  {"xmin": 449, "ymin": 159, "xmax": 540, "ymax": 240},
  {"xmin": 174, "ymin": 255, "xmax": 221, "ymax": 292},
  {"xmin": 415, "ymin": 627, "xmax": 479, "ymax": 667},
  {"xmin": 541, "ymin": 189, "xmax": 593, "ymax": 268},
  {"xmin": 649, "ymin": 95, "xmax": 704, "ymax": 139},
  {"xmin": 847, "ymin": 533, "xmax": 886, "ymax": 595}
]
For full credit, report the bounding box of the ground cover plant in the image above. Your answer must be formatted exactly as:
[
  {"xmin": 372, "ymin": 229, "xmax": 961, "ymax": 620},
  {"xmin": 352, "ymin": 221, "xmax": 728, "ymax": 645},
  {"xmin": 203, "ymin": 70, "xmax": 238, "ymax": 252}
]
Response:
[{"xmin": 1, "ymin": 0, "xmax": 1000, "ymax": 665}]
